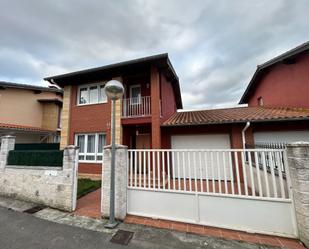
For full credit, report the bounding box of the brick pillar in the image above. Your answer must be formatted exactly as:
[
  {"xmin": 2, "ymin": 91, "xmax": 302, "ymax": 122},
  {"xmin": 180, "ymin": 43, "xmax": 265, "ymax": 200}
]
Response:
[
  {"xmin": 286, "ymin": 142, "xmax": 309, "ymax": 247},
  {"xmin": 101, "ymin": 145, "xmax": 128, "ymax": 220},
  {"xmin": 63, "ymin": 145, "xmax": 79, "ymax": 211},
  {"xmin": 60, "ymin": 85, "xmax": 72, "ymax": 149},
  {"xmin": 150, "ymin": 65, "xmax": 161, "ymax": 148},
  {"xmin": 0, "ymin": 135, "xmax": 15, "ymax": 171}
]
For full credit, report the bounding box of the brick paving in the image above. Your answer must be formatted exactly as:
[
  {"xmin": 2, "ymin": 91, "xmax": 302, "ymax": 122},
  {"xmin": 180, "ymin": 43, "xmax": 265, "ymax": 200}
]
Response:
[
  {"xmin": 74, "ymin": 188, "xmax": 101, "ymax": 219},
  {"xmin": 125, "ymin": 215, "xmax": 305, "ymax": 249}
]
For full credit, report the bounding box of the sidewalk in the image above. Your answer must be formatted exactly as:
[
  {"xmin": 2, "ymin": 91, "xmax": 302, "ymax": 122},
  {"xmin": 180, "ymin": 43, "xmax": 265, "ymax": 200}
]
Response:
[{"xmin": 0, "ymin": 195, "xmax": 304, "ymax": 249}]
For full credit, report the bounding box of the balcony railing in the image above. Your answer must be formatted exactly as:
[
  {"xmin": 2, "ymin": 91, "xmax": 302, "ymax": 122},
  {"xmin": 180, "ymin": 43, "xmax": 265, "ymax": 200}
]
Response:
[{"xmin": 122, "ymin": 96, "xmax": 151, "ymax": 118}]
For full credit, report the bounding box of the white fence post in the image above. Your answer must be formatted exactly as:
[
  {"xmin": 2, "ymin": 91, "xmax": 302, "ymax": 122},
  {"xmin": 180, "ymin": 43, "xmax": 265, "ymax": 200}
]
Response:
[
  {"xmin": 0, "ymin": 135, "xmax": 15, "ymax": 171},
  {"xmin": 101, "ymin": 145, "xmax": 128, "ymax": 220},
  {"xmin": 286, "ymin": 142, "xmax": 309, "ymax": 247}
]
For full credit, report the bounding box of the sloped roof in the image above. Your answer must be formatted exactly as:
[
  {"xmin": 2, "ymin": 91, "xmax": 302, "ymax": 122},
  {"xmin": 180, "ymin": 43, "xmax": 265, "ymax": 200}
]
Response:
[
  {"xmin": 0, "ymin": 123, "xmax": 55, "ymax": 133},
  {"xmin": 162, "ymin": 106, "xmax": 309, "ymax": 126},
  {"xmin": 239, "ymin": 41, "xmax": 309, "ymax": 104},
  {"xmin": 0, "ymin": 81, "xmax": 62, "ymax": 93}
]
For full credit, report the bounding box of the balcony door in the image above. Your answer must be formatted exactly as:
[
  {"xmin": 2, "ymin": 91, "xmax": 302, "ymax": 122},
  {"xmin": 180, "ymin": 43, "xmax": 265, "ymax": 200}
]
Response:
[{"xmin": 130, "ymin": 85, "xmax": 141, "ymax": 105}]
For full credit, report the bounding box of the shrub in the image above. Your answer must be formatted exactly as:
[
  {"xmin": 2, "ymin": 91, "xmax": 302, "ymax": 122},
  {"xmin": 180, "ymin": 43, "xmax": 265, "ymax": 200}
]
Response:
[
  {"xmin": 7, "ymin": 150, "xmax": 63, "ymax": 167},
  {"xmin": 14, "ymin": 143, "xmax": 60, "ymax": 151}
]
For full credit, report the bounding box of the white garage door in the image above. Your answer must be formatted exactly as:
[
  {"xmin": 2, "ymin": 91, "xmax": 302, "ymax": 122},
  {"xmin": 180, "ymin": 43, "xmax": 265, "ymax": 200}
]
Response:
[
  {"xmin": 171, "ymin": 134, "xmax": 231, "ymax": 180},
  {"xmin": 254, "ymin": 131, "xmax": 309, "ymax": 143}
]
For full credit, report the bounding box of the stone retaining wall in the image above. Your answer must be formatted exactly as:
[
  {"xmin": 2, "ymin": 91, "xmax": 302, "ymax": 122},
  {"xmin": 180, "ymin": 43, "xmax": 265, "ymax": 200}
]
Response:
[{"xmin": 0, "ymin": 136, "xmax": 78, "ymax": 211}]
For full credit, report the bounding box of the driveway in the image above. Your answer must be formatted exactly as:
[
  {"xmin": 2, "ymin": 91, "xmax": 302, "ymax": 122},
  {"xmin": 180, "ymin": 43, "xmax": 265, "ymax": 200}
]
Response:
[{"xmin": 0, "ymin": 206, "xmax": 280, "ymax": 249}]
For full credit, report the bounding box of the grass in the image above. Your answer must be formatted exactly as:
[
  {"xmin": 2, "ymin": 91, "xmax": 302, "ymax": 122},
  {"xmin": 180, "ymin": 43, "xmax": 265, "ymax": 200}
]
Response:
[{"xmin": 77, "ymin": 178, "xmax": 101, "ymax": 199}]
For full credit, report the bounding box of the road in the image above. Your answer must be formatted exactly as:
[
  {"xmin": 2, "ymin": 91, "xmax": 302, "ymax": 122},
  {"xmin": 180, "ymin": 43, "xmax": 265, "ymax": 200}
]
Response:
[{"xmin": 0, "ymin": 206, "xmax": 275, "ymax": 249}]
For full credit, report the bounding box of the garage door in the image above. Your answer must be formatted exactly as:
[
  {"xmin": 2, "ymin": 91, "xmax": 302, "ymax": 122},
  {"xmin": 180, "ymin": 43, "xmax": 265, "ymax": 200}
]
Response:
[
  {"xmin": 254, "ymin": 131, "xmax": 309, "ymax": 143},
  {"xmin": 171, "ymin": 134, "xmax": 231, "ymax": 180}
]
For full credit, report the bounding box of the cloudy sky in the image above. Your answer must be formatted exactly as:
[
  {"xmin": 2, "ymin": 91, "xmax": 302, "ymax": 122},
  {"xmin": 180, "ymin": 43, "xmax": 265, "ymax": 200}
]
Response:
[{"xmin": 1, "ymin": 0, "xmax": 308, "ymax": 109}]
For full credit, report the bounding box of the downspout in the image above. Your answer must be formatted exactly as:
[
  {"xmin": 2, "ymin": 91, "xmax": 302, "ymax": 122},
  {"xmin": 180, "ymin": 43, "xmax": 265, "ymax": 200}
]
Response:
[{"xmin": 242, "ymin": 122, "xmax": 250, "ymax": 149}]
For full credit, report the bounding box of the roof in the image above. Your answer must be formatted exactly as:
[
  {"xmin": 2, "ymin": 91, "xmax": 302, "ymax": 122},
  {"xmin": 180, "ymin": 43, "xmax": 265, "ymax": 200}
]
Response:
[
  {"xmin": 239, "ymin": 41, "xmax": 309, "ymax": 104},
  {"xmin": 0, "ymin": 123, "xmax": 55, "ymax": 133},
  {"xmin": 0, "ymin": 81, "xmax": 63, "ymax": 93},
  {"xmin": 162, "ymin": 106, "xmax": 309, "ymax": 126},
  {"xmin": 44, "ymin": 53, "xmax": 182, "ymax": 109},
  {"xmin": 37, "ymin": 98, "xmax": 63, "ymax": 106}
]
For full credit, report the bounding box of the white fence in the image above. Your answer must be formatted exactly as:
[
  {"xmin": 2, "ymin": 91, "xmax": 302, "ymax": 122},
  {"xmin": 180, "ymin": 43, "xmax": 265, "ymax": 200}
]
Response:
[
  {"xmin": 127, "ymin": 149, "xmax": 298, "ymax": 237},
  {"xmin": 122, "ymin": 96, "xmax": 151, "ymax": 117},
  {"xmin": 128, "ymin": 149, "xmax": 289, "ymax": 199}
]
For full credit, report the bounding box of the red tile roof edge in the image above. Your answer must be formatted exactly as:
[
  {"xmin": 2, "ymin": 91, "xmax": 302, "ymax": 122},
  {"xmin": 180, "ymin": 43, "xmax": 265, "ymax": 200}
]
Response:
[{"xmin": 0, "ymin": 123, "xmax": 56, "ymax": 133}]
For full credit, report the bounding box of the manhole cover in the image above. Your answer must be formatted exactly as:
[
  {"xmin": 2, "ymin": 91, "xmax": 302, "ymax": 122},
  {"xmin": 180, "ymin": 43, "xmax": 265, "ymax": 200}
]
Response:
[
  {"xmin": 110, "ymin": 230, "xmax": 134, "ymax": 245},
  {"xmin": 23, "ymin": 205, "xmax": 46, "ymax": 214}
]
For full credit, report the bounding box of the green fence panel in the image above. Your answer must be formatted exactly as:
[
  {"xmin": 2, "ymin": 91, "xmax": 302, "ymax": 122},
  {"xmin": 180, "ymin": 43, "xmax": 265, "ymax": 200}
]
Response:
[
  {"xmin": 7, "ymin": 150, "xmax": 63, "ymax": 167},
  {"xmin": 14, "ymin": 143, "xmax": 60, "ymax": 151}
]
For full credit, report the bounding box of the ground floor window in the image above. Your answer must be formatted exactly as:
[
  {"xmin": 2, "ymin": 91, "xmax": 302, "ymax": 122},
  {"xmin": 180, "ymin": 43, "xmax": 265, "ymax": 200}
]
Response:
[{"xmin": 75, "ymin": 133, "xmax": 106, "ymax": 162}]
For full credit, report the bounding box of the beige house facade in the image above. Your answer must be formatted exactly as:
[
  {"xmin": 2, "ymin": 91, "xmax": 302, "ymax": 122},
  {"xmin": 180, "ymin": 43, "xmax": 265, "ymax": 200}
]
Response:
[{"xmin": 0, "ymin": 81, "xmax": 63, "ymax": 143}]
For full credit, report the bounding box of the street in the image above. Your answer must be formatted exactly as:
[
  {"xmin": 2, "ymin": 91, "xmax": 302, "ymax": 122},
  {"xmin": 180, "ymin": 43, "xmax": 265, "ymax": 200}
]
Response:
[{"xmin": 0, "ymin": 206, "xmax": 275, "ymax": 249}]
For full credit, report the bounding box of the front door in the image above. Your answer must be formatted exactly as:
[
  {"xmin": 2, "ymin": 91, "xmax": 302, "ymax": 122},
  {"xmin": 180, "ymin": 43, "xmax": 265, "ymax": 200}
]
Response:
[{"xmin": 136, "ymin": 134, "xmax": 151, "ymax": 149}]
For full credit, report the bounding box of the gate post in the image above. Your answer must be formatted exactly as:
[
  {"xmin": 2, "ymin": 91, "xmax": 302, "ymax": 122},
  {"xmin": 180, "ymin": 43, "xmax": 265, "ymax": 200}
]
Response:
[
  {"xmin": 101, "ymin": 145, "xmax": 128, "ymax": 220},
  {"xmin": 286, "ymin": 142, "xmax": 309, "ymax": 247},
  {"xmin": 0, "ymin": 135, "xmax": 15, "ymax": 171}
]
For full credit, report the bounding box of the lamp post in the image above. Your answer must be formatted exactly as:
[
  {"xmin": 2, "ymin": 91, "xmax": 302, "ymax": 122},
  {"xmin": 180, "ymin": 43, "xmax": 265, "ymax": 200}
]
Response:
[{"xmin": 104, "ymin": 79, "xmax": 124, "ymax": 229}]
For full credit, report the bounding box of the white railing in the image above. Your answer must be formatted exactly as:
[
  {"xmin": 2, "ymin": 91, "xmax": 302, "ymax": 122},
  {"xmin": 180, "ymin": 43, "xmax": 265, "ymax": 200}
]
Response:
[
  {"xmin": 127, "ymin": 149, "xmax": 290, "ymax": 200},
  {"xmin": 249, "ymin": 142, "xmax": 287, "ymax": 149},
  {"xmin": 122, "ymin": 96, "xmax": 151, "ymax": 117}
]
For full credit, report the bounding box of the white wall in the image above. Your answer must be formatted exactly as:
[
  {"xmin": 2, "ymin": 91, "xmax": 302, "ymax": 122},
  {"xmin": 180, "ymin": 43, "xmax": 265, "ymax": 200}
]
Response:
[{"xmin": 254, "ymin": 131, "xmax": 309, "ymax": 143}]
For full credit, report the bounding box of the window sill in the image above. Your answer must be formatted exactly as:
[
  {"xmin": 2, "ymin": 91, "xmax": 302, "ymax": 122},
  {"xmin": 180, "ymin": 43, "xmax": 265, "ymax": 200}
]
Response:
[{"xmin": 77, "ymin": 101, "xmax": 108, "ymax": 107}]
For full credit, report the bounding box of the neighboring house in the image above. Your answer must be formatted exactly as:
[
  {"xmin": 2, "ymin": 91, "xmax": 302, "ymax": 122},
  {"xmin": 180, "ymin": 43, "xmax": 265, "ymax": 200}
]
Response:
[
  {"xmin": 45, "ymin": 54, "xmax": 181, "ymax": 177},
  {"xmin": 45, "ymin": 42, "xmax": 309, "ymax": 177},
  {"xmin": 0, "ymin": 81, "xmax": 63, "ymax": 143}
]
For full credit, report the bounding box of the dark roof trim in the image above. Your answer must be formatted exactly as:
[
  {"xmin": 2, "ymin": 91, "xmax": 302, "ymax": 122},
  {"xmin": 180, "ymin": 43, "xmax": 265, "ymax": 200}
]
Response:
[
  {"xmin": 239, "ymin": 41, "xmax": 309, "ymax": 104},
  {"xmin": 162, "ymin": 116, "xmax": 309, "ymax": 127},
  {"xmin": 0, "ymin": 81, "xmax": 63, "ymax": 93},
  {"xmin": 37, "ymin": 98, "xmax": 63, "ymax": 106},
  {"xmin": 44, "ymin": 53, "xmax": 177, "ymax": 82}
]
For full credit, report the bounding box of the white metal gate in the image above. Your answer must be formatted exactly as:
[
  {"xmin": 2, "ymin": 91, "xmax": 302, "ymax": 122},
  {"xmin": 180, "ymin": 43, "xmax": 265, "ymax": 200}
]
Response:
[{"xmin": 127, "ymin": 149, "xmax": 298, "ymax": 238}]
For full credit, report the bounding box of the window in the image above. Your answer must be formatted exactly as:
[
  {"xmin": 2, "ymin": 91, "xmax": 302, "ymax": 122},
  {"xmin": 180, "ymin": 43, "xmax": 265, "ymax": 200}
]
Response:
[
  {"xmin": 258, "ymin": 96, "xmax": 264, "ymax": 106},
  {"xmin": 75, "ymin": 133, "xmax": 106, "ymax": 162},
  {"xmin": 78, "ymin": 83, "xmax": 107, "ymax": 105},
  {"xmin": 130, "ymin": 85, "xmax": 141, "ymax": 104}
]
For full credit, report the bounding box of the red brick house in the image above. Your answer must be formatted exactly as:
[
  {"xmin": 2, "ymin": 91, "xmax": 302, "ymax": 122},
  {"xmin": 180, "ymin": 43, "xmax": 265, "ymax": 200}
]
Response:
[
  {"xmin": 45, "ymin": 42, "xmax": 309, "ymax": 177},
  {"xmin": 45, "ymin": 54, "xmax": 182, "ymax": 177}
]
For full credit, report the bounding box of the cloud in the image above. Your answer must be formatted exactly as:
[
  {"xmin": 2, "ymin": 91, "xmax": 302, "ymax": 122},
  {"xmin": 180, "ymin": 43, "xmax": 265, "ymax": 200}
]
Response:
[{"xmin": 0, "ymin": 0, "xmax": 308, "ymax": 108}]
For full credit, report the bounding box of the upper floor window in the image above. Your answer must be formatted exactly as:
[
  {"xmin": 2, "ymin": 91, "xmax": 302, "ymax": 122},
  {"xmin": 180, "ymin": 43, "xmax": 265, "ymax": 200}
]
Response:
[
  {"xmin": 257, "ymin": 96, "xmax": 264, "ymax": 106},
  {"xmin": 130, "ymin": 85, "xmax": 141, "ymax": 104},
  {"xmin": 78, "ymin": 83, "xmax": 107, "ymax": 105}
]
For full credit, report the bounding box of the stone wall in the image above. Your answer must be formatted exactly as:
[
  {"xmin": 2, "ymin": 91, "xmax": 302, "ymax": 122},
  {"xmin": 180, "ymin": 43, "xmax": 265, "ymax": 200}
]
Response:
[
  {"xmin": 101, "ymin": 145, "xmax": 127, "ymax": 220},
  {"xmin": 286, "ymin": 142, "xmax": 309, "ymax": 247},
  {"xmin": 0, "ymin": 136, "xmax": 78, "ymax": 212}
]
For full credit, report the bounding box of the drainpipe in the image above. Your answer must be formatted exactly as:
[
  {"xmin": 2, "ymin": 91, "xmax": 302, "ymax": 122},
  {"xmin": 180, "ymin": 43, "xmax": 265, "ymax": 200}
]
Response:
[{"xmin": 242, "ymin": 122, "xmax": 250, "ymax": 149}]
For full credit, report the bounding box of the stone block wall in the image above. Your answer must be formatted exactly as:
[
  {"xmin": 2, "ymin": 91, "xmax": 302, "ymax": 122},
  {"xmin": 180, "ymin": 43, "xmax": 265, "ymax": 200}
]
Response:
[
  {"xmin": 287, "ymin": 142, "xmax": 309, "ymax": 247},
  {"xmin": 101, "ymin": 145, "xmax": 127, "ymax": 220},
  {"xmin": 0, "ymin": 136, "xmax": 78, "ymax": 212}
]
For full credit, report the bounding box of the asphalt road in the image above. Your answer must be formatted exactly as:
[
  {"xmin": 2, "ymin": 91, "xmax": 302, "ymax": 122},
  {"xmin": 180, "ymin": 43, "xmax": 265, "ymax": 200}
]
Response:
[
  {"xmin": 0, "ymin": 206, "xmax": 275, "ymax": 249},
  {"xmin": 0, "ymin": 207, "xmax": 140, "ymax": 249}
]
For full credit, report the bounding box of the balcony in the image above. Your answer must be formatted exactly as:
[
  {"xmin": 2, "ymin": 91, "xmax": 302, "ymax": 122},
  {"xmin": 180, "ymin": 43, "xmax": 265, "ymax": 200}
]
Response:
[{"xmin": 122, "ymin": 96, "xmax": 151, "ymax": 118}]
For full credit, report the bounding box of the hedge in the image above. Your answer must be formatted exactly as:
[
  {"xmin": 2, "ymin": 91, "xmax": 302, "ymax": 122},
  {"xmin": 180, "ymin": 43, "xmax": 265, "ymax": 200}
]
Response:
[
  {"xmin": 7, "ymin": 150, "xmax": 63, "ymax": 167},
  {"xmin": 14, "ymin": 143, "xmax": 60, "ymax": 151}
]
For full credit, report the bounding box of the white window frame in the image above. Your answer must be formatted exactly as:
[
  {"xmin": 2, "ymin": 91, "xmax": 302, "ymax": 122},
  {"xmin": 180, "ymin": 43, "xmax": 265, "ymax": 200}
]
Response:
[
  {"xmin": 75, "ymin": 133, "xmax": 106, "ymax": 163},
  {"xmin": 77, "ymin": 82, "xmax": 108, "ymax": 106},
  {"xmin": 129, "ymin": 84, "xmax": 141, "ymax": 105}
]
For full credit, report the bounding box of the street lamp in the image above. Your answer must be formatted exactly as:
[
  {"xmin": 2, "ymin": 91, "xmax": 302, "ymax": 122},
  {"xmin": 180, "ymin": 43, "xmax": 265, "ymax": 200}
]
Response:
[{"xmin": 104, "ymin": 80, "xmax": 124, "ymax": 229}]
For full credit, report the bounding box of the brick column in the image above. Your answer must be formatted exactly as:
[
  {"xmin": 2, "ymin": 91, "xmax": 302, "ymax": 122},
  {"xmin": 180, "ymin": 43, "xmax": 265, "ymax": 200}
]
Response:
[
  {"xmin": 101, "ymin": 145, "xmax": 128, "ymax": 220},
  {"xmin": 0, "ymin": 135, "xmax": 15, "ymax": 171},
  {"xmin": 150, "ymin": 65, "xmax": 161, "ymax": 148},
  {"xmin": 60, "ymin": 85, "xmax": 72, "ymax": 149},
  {"xmin": 63, "ymin": 145, "xmax": 79, "ymax": 211},
  {"xmin": 286, "ymin": 142, "xmax": 309, "ymax": 247}
]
